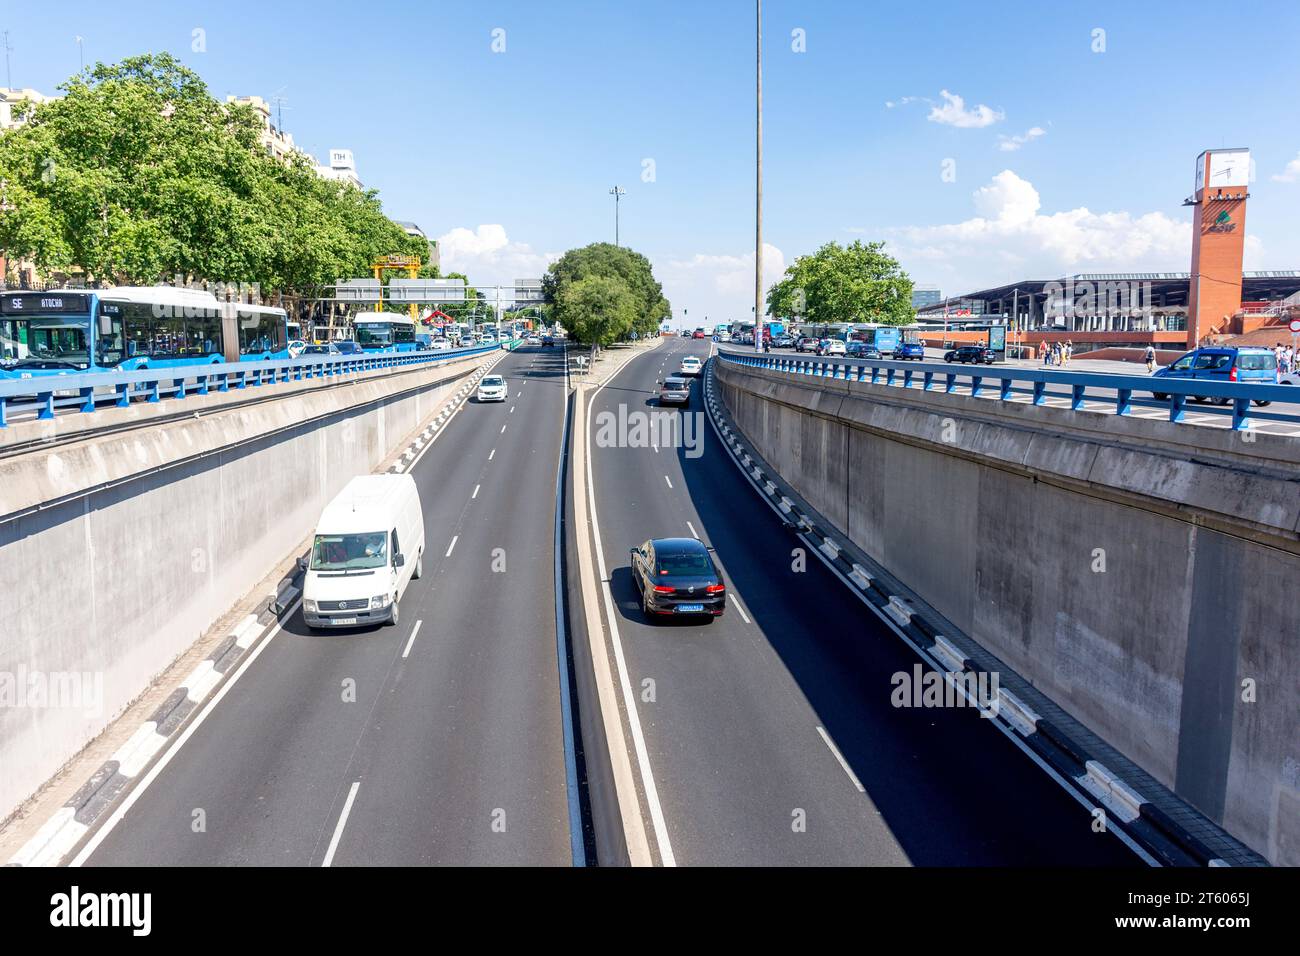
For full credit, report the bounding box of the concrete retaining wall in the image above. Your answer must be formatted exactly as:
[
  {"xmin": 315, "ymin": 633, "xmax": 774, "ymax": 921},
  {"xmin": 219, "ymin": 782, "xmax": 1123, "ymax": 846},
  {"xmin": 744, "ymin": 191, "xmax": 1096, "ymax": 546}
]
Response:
[
  {"xmin": 0, "ymin": 355, "xmax": 484, "ymax": 822},
  {"xmin": 716, "ymin": 360, "xmax": 1300, "ymax": 865}
]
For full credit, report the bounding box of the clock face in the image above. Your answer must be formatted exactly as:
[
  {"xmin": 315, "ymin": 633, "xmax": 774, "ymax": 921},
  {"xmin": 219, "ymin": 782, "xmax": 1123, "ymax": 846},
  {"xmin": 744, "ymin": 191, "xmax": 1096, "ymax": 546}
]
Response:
[{"xmin": 1208, "ymin": 150, "xmax": 1250, "ymax": 188}]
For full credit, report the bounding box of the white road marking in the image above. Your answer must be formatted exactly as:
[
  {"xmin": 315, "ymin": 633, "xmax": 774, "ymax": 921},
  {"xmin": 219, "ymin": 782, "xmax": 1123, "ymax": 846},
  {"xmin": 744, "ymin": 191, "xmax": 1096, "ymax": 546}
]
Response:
[
  {"xmin": 321, "ymin": 781, "xmax": 361, "ymax": 867},
  {"xmin": 70, "ymin": 599, "xmax": 301, "ymax": 865},
  {"xmin": 402, "ymin": 619, "xmax": 422, "ymax": 659},
  {"xmin": 500, "ymin": 424, "xmax": 507, "ymax": 434},
  {"xmin": 445, "ymin": 535, "xmax": 459, "ymax": 557},
  {"xmin": 730, "ymin": 592, "xmax": 752, "ymax": 624},
  {"xmin": 585, "ymin": 381, "xmax": 677, "ymax": 867},
  {"xmin": 816, "ymin": 726, "xmax": 865, "ymax": 793},
  {"xmin": 686, "ymin": 521, "xmax": 698, "ymax": 539},
  {"xmin": 472, "ymin": 484, "xmax": 480, "ymax": 499},
  {"xmin": 664, "ymin": 475, "xmax": 673, "ymax": 489},
  {"xmin": 489, "ymin": 448, "xmax": 496, "ymax": 461},
  {"xmin": 510, "ymin": 405, "xmax": 515, "ymax": 413}
]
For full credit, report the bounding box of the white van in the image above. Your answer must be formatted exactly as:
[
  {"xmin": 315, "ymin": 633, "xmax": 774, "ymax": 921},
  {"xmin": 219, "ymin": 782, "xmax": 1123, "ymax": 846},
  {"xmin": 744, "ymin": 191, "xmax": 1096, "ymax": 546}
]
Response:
[{"xmin": 301, "ymin": 474, "xmax": 425, "ymax": 630}]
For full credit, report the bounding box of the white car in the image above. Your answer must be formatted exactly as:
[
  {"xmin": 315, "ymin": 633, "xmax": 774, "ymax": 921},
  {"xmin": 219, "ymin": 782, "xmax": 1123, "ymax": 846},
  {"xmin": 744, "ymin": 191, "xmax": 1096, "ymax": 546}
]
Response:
[
  {"xmin": 429, "ymin": 339, "xmax": 452, "ymax": 351},
  {"xmin": 527, "ymin": 334, "xmax": 542, "ymax": 345},
  {"xmin": 477, "ymin": 374, "xmax": 508, "ymax": 402},
  {"xmin": 679, "ymin": 356, "xmax": 703, "ymax": 376},
  {"xmin": 717, "ymin": 332, "xmax": 731, "ymax": 343}
]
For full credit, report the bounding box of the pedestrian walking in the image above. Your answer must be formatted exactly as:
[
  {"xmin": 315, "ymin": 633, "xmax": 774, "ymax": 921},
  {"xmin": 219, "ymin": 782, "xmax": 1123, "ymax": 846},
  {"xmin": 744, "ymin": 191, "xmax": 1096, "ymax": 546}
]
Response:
[
  {"xmin": 1039, "ymin": 341, "xmax": 1050, "ymax": 366},
  {"xmin": 1064, "ymin": 340, "xmax": 1073, "ymax": 365},
  {"xmin": 1144, "ymin": 344, "xmax": 1156, "ymax": 373}
]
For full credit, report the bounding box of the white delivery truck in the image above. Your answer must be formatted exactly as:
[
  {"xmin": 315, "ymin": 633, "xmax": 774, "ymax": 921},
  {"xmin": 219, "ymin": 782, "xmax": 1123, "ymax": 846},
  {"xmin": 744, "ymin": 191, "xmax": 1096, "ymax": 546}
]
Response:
[{"xmin": 301, "ymin": 474, "xmax": 425, "ymax": 630}]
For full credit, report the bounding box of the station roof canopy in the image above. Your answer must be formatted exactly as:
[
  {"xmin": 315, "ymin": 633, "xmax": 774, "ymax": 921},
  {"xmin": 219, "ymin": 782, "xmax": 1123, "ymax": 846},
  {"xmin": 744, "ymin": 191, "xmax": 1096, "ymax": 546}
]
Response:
[{"xmin": 917, "ymin": 271, "xmax": 1300, "ymax": 315}]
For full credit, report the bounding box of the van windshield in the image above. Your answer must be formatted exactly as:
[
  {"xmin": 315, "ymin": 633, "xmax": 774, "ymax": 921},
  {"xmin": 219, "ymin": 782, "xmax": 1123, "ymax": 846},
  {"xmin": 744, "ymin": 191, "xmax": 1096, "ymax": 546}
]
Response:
[{"xmin": 311, "ymin": 532, "xmax": 388, "ymax": 570}]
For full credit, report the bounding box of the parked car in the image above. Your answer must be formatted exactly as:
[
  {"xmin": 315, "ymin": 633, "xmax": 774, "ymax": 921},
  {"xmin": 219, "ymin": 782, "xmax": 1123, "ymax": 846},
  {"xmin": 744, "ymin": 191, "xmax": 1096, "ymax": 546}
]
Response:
[
  {"xmin": 659, "ymin": 376, "xmax": 691, "ymax": 406},
  {"xmin": 629, "ymin": 537, "xmax": 726, "ymax": 620},
  {"xmin": 1150, "ymin": 346, "xmax": 1277, "ymax": 406},
  {"xmin": 944, "ymin": 345, "xmax": 997, "ymax": 365},
  {"xmin": 302, "ymin": 474, "xmax": 424, "ymax": 630},
  {"xmin": 893, "ymin": 342, "xmax": 927, "ymax": 361},
  {"xmin": 846, "ymin": 342, "xmax": 882, "ymax": 359}
]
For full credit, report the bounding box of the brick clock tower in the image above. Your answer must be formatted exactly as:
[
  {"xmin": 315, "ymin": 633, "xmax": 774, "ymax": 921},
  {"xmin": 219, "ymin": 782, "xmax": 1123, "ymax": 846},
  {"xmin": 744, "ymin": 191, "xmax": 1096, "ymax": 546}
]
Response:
[{"xmin": 1185, "ymin": 148, "xmax": 1250, "ymax": 349}]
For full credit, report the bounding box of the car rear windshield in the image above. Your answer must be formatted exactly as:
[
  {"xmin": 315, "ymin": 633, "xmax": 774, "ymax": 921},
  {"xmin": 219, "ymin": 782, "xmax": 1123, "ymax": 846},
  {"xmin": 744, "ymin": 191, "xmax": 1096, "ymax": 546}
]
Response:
[
  {"xmin": 656, "ymin": 551, "xmax": 711, "ymax": 575},
  {"xmin": 311, "ymin": 532, "xmax": 387, "ymax": 570},
  {"xmin": 664, "ymin": 380, "xmax": 688, "ymax": 390},
  {"xmin": 1237, "ymin": 352, "xmax": 1277, "ymax": 370}
]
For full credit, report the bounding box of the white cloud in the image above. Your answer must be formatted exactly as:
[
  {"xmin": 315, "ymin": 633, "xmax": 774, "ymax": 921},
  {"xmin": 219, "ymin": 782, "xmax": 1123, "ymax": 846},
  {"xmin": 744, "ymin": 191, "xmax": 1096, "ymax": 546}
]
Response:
[
  {"xmin": 652, "ymin": 244, "xmax": 786, "ymax": 324},
  {"xmin": 1271, "ymin": 152, "xmax": 1300, "ymax": 183},
  {"xmin": 927, "ymin": 89, "xmax": 1004, "ymax": 129},
  {"xmin": 434, "ymin": 224, "xmax": 558, "ymax": 293},
  {"xmin": 890, "ymin": 170, "xmax": 1206, "ymax": 290},
  {"xmin": 997, "ymin": 126, "xmax": 1046, "ymax": 152}
]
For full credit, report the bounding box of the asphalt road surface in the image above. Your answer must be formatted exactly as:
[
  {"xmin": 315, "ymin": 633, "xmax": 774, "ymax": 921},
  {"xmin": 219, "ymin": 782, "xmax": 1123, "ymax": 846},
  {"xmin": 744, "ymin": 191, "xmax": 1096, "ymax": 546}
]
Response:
[
  {"xmin": 586, "ymin": 337, "xmax": 1138, "ymax": 865},
  {"xmin": 82, "ymin": 343, "xmax": 575, "ymax": 865}
]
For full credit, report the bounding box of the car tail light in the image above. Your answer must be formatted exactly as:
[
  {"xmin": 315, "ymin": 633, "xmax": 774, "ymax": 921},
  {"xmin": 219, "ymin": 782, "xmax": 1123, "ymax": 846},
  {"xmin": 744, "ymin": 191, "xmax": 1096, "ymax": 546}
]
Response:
[
  {"xmin": 1229, "ymin": 366, "xmax": 1237, "ymax": 382},
  {"xmin": 705, "ymin": 584, "xmax": 726, "ymax": 593},
  {"xmin": 653, "ymin": 585, "xmax": 675, "ymax": 594}
]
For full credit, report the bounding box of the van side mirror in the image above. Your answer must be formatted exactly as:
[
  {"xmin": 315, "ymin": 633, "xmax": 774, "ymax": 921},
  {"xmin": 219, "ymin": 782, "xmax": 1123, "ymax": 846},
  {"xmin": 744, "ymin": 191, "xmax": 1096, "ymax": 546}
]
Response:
[{"xmin": 394, "ymin": 553, "xmax": 405, "ymax": 568}]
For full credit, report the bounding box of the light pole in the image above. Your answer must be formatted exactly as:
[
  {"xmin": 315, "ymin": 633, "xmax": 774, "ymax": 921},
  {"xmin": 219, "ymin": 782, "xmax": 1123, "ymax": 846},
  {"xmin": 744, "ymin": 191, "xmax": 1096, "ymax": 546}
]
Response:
[
  {"xmin": 754, "ymin": 0, "xmax": 764, "ymax": 353},
  {"xmin": 609, "ymin": 186, "xmax": 626, "ymax": 246},
  {"xmin": 75, "ymin": 36, "xmax": 84, "ymax": 73}
]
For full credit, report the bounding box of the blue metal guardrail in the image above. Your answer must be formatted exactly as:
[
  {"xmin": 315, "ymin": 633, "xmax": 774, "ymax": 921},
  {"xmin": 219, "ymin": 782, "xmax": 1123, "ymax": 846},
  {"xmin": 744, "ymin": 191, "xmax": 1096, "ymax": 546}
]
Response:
[
  {"xmin": 715, "ymin": 350, "xmax": 1300, "ymax": 432},
  {"xmin": 0, "ymin": 340, "xmax": 518, "ymax": 428}
]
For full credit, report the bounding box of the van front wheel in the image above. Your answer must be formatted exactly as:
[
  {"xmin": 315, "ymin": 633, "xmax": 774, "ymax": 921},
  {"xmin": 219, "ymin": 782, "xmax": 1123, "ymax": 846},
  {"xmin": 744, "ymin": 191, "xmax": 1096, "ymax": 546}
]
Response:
[{"xmin": 388, "ymin": 600, "xmax": 400, "ymax": 627}]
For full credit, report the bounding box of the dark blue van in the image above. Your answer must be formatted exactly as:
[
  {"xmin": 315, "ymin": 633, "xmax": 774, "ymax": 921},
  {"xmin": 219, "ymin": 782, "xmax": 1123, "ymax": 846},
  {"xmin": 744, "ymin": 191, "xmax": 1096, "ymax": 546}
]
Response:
[{"xmin": 1150, "ymin": 347, "xmax": 1276, "ymax": 406}]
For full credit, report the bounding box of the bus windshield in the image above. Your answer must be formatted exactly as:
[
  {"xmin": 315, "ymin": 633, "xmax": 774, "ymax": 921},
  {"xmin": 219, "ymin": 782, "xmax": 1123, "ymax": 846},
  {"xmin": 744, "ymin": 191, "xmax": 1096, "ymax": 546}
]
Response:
[
  {"xmin": 355, "ymin": 322, "xmax": 394, "ymax": 347},
  {"xmin": 0, "ymin": 315, "xmax": 92, "ymax": 369}
]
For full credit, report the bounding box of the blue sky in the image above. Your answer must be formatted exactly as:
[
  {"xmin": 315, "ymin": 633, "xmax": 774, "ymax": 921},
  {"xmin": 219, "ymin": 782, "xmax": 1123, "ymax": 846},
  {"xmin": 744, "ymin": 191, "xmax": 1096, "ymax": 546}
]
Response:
[{"xmin": 7, "ymin": 0, "xmax": 1300, "ymax": 320}]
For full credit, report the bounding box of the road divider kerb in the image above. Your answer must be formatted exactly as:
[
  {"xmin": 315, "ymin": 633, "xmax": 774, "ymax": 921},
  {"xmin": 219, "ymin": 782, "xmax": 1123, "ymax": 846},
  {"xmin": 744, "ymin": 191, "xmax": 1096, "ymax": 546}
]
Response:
[{"xmin": 571, "ymin": 379, "xmax": 654, "ymax": 866}]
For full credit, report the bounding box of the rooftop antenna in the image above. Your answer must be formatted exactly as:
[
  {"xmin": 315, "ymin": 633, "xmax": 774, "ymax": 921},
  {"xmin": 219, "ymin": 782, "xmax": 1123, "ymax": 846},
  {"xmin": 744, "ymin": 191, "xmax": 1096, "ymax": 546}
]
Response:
[{"xmin": 269, "ymin": 85, "xmax": 290, "ymax": 130}]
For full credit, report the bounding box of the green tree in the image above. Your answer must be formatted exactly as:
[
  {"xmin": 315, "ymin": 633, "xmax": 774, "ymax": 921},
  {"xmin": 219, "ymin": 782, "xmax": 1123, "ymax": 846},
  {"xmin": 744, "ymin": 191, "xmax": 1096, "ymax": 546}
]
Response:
[
  {"xmin": 0, "ymin": 52, "xmax": 423, "ymax": 295},
  {"xmin": 543, "ymin": 242, "xmax": 670, "ymax": 338},
  {"xmin": 556, "ymin": 275, "xmax": 638, "ymax": 346},
  {"xmin": 767, "ymin": 240, "xmax": 913, "ymax": 326}
]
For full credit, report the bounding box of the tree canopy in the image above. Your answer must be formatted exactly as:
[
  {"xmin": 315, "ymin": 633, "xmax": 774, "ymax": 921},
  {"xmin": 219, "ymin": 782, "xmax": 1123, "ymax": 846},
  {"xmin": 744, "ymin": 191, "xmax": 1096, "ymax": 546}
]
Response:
[
  {"xmin": 543, "ymin": 242, "xmax": 670, "ymax": 344},
  {"xmin": 0, "ymin": 53, "xmax": 425, "ymax": 292},
  {"xmin": 766, "ymin": 240, "xmax": 913, "ymax": 326}
]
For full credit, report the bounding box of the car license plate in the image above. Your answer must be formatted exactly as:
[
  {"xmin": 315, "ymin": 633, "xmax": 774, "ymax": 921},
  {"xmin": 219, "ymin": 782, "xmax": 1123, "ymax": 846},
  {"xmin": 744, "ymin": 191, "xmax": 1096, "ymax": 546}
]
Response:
[
  {"xmin": 333, "ymin": 617, "xmax": 357, "ymax": 625},
  {"xmin": 676, "ymin": 604, "xmax": 704, "ymax": 613}
]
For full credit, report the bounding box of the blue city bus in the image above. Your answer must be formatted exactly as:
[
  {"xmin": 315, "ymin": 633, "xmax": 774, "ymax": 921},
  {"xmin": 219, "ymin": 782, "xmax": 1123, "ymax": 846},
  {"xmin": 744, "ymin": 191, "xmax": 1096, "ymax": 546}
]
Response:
[
  {"xmin": 352, "ymin": 311, "xmax": 418, "ymax": 353},
  {"xmin": 228, "ymin": 301, "xmax": 301, "ymax": 362},
  {"xmin": 0, "ymin": 287, "xmax": 297, "ymax": 379}
]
